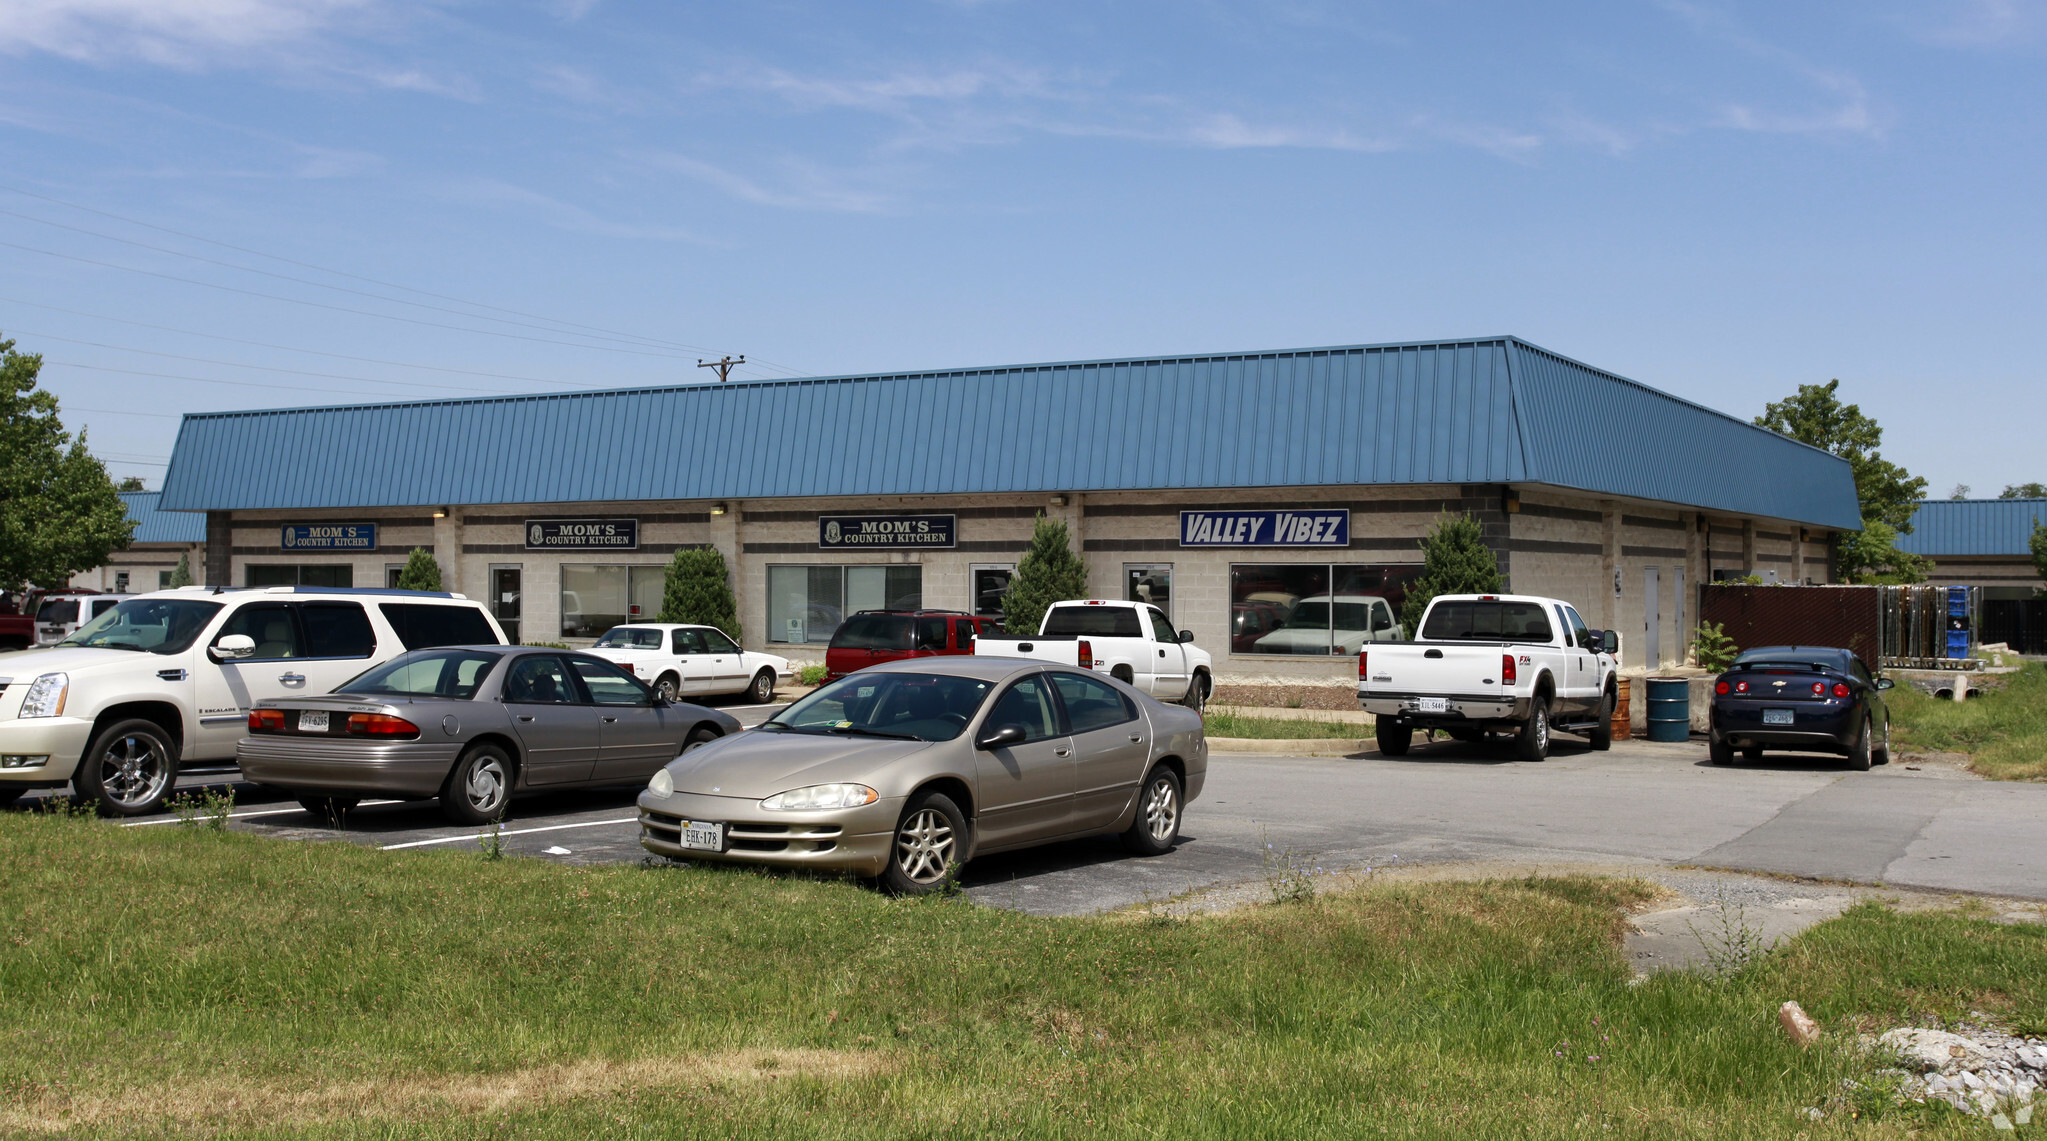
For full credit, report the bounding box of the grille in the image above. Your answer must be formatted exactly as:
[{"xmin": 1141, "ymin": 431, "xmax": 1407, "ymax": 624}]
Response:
[{"xmin": 640, "ymin": 809, "xmax": 842, "ymax": 853}]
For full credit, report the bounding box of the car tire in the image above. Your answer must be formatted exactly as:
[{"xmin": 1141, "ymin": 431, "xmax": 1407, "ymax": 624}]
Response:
[
  {"xmin": 297, "ymin": 795, "xmax": 360, "ymax": 825},
  {"xmin": 748, "ymin": 669, "xmax": 776, "ymax": 704},
  {"xmin": 1375, "ymin": 719, "xmax": 1413, "ymax": 756},
  {"xmin": 0, "ymin": 787, "xmax": 24, "ymax": 808},
  {"xmin": 440, "ymin": 743, "xmax": 513, "ymax": 825},
  {"xmin": 681, "ymin": 725, "xmax": 722, "ymax": 755},
  {"xmin": 1515, "ymin": 697, "xmax": 1551, "ymax": 762},
  {"xmin": 1181, "ymin": 672, "xmax": 1209, "ymax": 713},
  {"xmin": 1589, "ymin": 686, "xmax": 1615, "ymax": 751},
  {"xmin": 1120, "ymin": 765, "xmax": 1183, "ymax": 856},
  {"xmin": 1709, "ymin": 736, "xmax": 1735, "ymax": 765},
  {"xmin": 877, "ymin": 791, "xmax": 968, "ymax": 896},
  {"xmin": 1872, "ymin": 715, "xmax": 1891, "ymax": 765},
  {"xmin": 1848, "ymin": 716, "xmax": 1873, "ymax": 771},
  {"xmin": 74, "ymin": 718, "xmax": 179, "ymax": 817},
  {"xmin": 652, "ymin": 674, "xmax": 681, "ymax": 703}
]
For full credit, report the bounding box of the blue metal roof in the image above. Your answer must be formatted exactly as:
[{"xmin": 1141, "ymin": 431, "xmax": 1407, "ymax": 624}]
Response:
[
  {"xmin": 157, "ymin": 336, "xmax": 1863, "ymax": 529},
  {"xmin": 119, "ymin": 491, "xmax": 206, "ymax": 544},
  {"xmin": 1897, "ymin": 499, "xmax": 2047, "ymax": 556}
]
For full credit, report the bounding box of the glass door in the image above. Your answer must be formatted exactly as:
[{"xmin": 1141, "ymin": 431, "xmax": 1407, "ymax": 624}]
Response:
[
  {"xmin": 1124, "ymin": 564, "xmax": 1172, "ymax": 621},
  {"xmin": 491, "ymin": 564, "xmax": 522, "ymax": 644}
]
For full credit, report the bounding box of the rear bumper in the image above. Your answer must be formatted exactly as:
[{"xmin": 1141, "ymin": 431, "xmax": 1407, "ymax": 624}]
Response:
[
  {"xmin": 1711, "ymin": 701, "xmax": 1857, "ymax": 751},
  {"xmin": 235, "ymin": 736, "xmax": 462, "ymax": 797},
  {"xmin": 1359, "ymin": 692, "xmax": 1529, "ymax": 724}
]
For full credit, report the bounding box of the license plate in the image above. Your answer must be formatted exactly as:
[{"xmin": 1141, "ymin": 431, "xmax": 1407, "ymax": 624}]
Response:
[
  {"xmin": 1763, "ymin": 708, "xmax": 1795, "ymax": 726},
  {"xmin": 297, "ymin": 710, "xmax": 329, "ymax": 732},
  {"xmin": 680, "ymin": 820, "xmax": 725, "ymax": 852},
  {"xmin": 1416, "ymin": 697, "xmax": 1448, "ymax": 714}
]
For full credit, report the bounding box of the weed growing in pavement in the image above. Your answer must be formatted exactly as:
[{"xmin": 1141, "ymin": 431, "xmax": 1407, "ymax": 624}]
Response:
[
  {"xmin": 1259, "ymin": 826, "xmax": 1323, "ymax": 905},
  {"xmin": 33, "ymin": 794, "xmax": 94, "ymax": 820},
  {"xmin": 1686, "ymin": 892, "xmax": 1780, "ymax": 976},
  {"xmin": 479, "ymin": 812, "xmax": 506, "ymax": 861}
]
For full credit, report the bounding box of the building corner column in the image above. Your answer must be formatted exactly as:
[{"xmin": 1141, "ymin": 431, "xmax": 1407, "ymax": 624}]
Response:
[
  {"xmin": 1599, "ymin": 501, "xmax": 1619, "ymax": 633},
  {"xmin": 205, "ymin": 512, "xmax": 232, "ymax": 587},
  {"xmin": 709, "ymin": 502, "xmax": 744, "ymax": 644},
  {"xmin": 1741, "ymin": 520, "xmax": 1757, "ymax": 576},
  {"xmin": 433, "ymin": 511, "xmax": 463, "ymax": 596},
  {"xmin": 1792, "ymin": 527, "xmax": 1806, "ymax": 584}
]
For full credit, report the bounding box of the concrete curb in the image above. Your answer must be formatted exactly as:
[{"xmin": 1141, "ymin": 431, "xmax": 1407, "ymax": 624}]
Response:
[{"xmin": 1207, "ymin": 737, "xmax": 1368, "ymax": 757}]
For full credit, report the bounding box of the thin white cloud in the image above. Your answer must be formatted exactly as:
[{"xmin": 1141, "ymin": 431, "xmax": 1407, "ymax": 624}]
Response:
[
  {"xmin": 0, "ymin": 0, "xmax": 376, "ymax": 67},
  {"xmin": 1911, "ymin": 0, "xmax": 2044, "ymax": 47},
  {"xmin": 639, "ymin": 153, "xmax": 894, "ymax": 214},
  {"xmin": 439, "ymin": 177, "xmax": 710, "ymax": 241},
  {"xmin": 1656, "ymin": 0, "xmax": 1887, "ymax": 138}
]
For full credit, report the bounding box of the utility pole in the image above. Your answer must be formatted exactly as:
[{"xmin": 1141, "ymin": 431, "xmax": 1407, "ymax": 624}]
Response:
[{"xmin": 697, "ymin": 355, "xmax": 745, "ymax": 382}]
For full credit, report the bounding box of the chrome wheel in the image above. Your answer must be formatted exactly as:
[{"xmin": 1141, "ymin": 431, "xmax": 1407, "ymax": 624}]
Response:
[
  {"xmin": 653, "ymin": 676, "xmax": 679, "ymax": 702},
  {"xmin": 98, "ymin": 734, "xmax": 170, "ymax": 809},
  {"xmin": 464, "ymin": 756, "xmax": 508, "ymax": 814},
  {"xmin": 1534, "ymin": 707, "xmax": 1549, "ymax": 751},
  {"xmin": 750, "ymin": 671, "xmax": 774, "ymax": 703},
  {"xmin": 1141, "ymin": 776, "xmax": 1179, "ymax": 843},
  {"xmin": 893, "ymin": 807, "xmax": 955, "ymax": 885}
]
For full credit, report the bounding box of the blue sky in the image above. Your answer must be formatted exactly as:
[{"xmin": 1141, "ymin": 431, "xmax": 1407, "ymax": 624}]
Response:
[{"xmin": 1, "ymin": 0, "xmax": 2041, "ymax": 499}]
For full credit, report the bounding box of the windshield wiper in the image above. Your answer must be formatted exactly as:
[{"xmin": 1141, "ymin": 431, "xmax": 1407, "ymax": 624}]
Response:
[
  {"xmin": 66, "ymin": 640, "xmax": 146, "ymax": 651},
  {"xmin": 825, "ymin": 726, "xmax": 922, "ymax": 741}
]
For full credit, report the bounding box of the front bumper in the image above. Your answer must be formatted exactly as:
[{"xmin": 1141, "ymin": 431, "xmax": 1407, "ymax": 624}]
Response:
[
  {"xmin": 636, "ymin": 789, "xmax": 900, "ymax": 877},
  {"xmin": 235, "ymin": 736, "xmax": 463, "ymax": 797},
  {"xmin": 1358, "ymin": 692, "xmax": 1530, "ymax": 723},
  {"xmin": 0, "ymin": 716, "xmax": 94, "ymax": 785}
]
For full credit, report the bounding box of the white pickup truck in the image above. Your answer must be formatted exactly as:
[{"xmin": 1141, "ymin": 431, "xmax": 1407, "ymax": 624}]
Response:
[
  {"xmin": 974, "ymin": 599, "xmax": 1214, "ymax": 710},
  {"xmin": 1355, "ymin": 593, "xmax": 1618, "ymax": 761}
]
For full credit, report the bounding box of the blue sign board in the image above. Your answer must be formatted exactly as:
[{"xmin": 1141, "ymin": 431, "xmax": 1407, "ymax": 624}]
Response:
[
  {"xmin": 525, "ymin": 518, "xmax": 639, "ymax": 550},
  {"xmin": 819, "ymin": 514, "xmax": 956, "ymax": 549},
  {"xmin": 282, "ymin": 523, "xmax": 376, "ymax": 550},
  {"xmin": 1179, "ymin": 509, "xmax": 1349, "ymax": 548}
]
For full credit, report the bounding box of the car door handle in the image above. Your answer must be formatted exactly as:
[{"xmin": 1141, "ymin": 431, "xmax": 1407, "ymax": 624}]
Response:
[
  {"xmin": 517, "ymin": 715, "xmax": 534, "ymax": 722},
  {"xmin": 1128, "ymin": 735, "xmax": 1142, "ymax": 743},
  {"xmin": 601, "ymin": 716, "xmax": 619, "ymax": 723},
  {"xmin": 1054, "ymin": 747, "xmax": 1072, "ymax": 757},
  {"xmin": 278, "ymin": 672, "xmax": 305, "ymax": 684},
  {"xmin": 1158, "ymin": 649, "xmax": 1166, "ymax": 658}
]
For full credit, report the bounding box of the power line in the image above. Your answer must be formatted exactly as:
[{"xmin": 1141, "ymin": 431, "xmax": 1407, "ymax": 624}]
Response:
[
  {"xmin": 0, "ymin": 182, "xmax": 817, "ymax": 378},
  {"xmin": 59, "ymin": 406, "xmax": 180, "ymax": 418},
  {"xmin": 47, "ymin": 359, "xmax": 510, "ymax": 399},
  {"xmin": 27, "ymin": 336, "xmax": 549, "ymax": 395}
]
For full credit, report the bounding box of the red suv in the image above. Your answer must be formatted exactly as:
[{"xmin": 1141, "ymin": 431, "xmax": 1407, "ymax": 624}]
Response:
[{"xmin": 824, "ymin": 610, "xmax": 1005, "ymax": 682}]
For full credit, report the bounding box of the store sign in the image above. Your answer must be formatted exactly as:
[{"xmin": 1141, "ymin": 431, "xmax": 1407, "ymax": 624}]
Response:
[
  {"xmin": 818, "ymin": 514, "xmax": 956, "ymax": 549},
  {"xmin": 282, "ymin": 523, "xmax": 376, "ymax": 550},
  {"xmin": 1179, "ymin": 509, "xmax": 1350, "ymax": 548},
  {"xmin": 525, "ymin": 518, "xmax": 639, "ymax": 551}
]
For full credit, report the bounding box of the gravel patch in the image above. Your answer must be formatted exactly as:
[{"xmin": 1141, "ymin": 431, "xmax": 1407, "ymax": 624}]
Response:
[{"xmin": 1210, "ymin": 684, "xmax": 1360, "ymax": 711}]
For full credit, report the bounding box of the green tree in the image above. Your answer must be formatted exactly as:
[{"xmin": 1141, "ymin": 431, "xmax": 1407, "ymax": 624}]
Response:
[
  {"xmin": 1755, "ymin": 379, "xmax": 1928, "ymax": 583},
  {"xmin": 117, "ymin": 475, "xmax": 145, "ymax": 491},
  {"xmin": 1002, "ymin": 513, "xmax": 1089, "ymax": 635},
  {"xmin": 395, "ymin": 547, "xmax": 444, "ymax": 591},
  {"xmin": 657, "ymin": 546, "xmax": 740, "ymax": 640},
  {"xmin": 1399, "ymin": 512, "xmax": 1504, "ymax": 635},
  {"xmin": 2031, "ymin": 522, "xmax": 2047, "ymax": 591},
  {"xmin": 1691, "ymin": 621, "xmax": 1739, "ymax": 672},
  {"xmin": 0, "ymin": 338, "xmax": 132, "ymax": 589},
  {"xmin": 168, "ymin": 551, "xmax": 194, "ymax": 588},
  {"xmin": 2001, "ymin": 483, "xmax": 2047, "ymax": 499}
]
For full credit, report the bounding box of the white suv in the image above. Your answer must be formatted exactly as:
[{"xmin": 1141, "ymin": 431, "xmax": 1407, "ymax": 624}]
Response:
[{"xmin": 0, "ymin": 586, "xmax": 506, "ymax": 815}]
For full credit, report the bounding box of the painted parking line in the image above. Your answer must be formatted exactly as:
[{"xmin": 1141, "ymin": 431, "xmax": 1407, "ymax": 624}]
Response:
[
  {"xmin": 378, "ymin": 816, "xmax": 639, "ymax": 851},
  {"xmin": 122, "ymin": 799, "xmax": 406, "ymax": 827}
]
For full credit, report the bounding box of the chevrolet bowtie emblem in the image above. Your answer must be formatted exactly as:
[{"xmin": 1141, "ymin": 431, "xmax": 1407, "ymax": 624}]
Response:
[{"xmin": 1772, "ymin": 680, "xmax": 1786, "ymax": 686}]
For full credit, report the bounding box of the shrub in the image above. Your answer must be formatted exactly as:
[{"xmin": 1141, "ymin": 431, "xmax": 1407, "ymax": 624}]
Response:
[
  {"xmin": 167, "ymin": 551, "xmax": 193, "ymax": 588},
  {"xmin": 1399, "ymin": 512, "xmax": 1504, "ymax": 635},
  {"xmin": 1692, "ymin": 622, "xmax": 1739, "ymax": 672},
  {"xmin": 1002, "ymin": 513, "xmax": 1089, "ymax": 635},
  {"xmin": 394, "ymin": 547, "xmax": 443, "ymax": 591},
  {"xmin": 658, "ymin": 546, "xmax": 740, "ymax": 641}
]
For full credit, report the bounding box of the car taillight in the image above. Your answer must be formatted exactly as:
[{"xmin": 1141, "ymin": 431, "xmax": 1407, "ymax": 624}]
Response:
[
  {"xmin": 1078, "ymin": 639, "xmax": 1094, "ymax": 670},
  {"xmin": 1812, "ymin": 682, "xmax": 1826, "ymax": 695},
  {"xmin": 345, "ymin": 713, "xmax": 419, "ymax": 736},
  {"xmin": 1735, "ymin": 680, "xmax": 1748, "ymax": 693},
  {"xmin": 1833, "ymin": 682, "xmax": 1851, "ymax": 698},
  {"xmin": 249, "ymin": 708, "xmax": 285, "ymax": 732},
  {"xmin": 1358, "ymin": 650, "xmax": 1368, "ymax": 679},
  {"xmin": 1501, "ymin": 654, "xmax": 1516, "ymax": 684},
  {"xmin": 1715, "ymin": 680, "xmax": 1729, "ymax": 695}
]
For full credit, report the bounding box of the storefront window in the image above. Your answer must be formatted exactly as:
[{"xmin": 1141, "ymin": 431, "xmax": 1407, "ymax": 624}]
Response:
[
  {"xmin": 1124, "ymin": 564, "xmax": 1171, "ymax": 620},
  {"xmin": 560, "ymin": 565, "xmax": 665, "ymax": 639},
  {"xmin": 971, "ymin": 564, "xmax": 1013, "ymax": 619},
  {"xmin": 246, "ymin": 564, "xmax": 353, "ymax": 588},
  {"xmin": 768, "ymin": 564, "xmax": 923, "ymax": 644},
  {"xmin": 1229, "ymin": 564, "xmax": 1421, "ymax": 656}
]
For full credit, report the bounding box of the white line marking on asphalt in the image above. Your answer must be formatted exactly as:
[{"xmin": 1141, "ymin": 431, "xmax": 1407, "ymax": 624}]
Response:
[
  {"xmin": 378, "ymin": 817, "xmax": 638, "ymax": 850},
  {"xmin": 122, "ymin": 799, "xmax": 405, "ymax": 827}
]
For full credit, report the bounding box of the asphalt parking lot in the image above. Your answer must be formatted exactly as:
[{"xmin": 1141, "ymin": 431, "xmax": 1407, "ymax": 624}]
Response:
[{"xmin": 21, "ymin": 724, "xmax": 2047, "ymax": 917}]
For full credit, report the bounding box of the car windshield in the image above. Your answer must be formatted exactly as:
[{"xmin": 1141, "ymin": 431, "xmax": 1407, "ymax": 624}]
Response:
[
  {"xmin": 830, "ymin": 614, "xmax": 913, "ymax": 651},
  {"xmin": 339, "ymin": 649, "xmax": 502, "ymax": 700},
  {"xmin": 57, "ymin": 598, "xmax": 223, "ymax": 655},
  {"xmin": 594, "ymin": 628, "xmax": 664, "ymax": 649},
  {"xmin": 765, "ymin": 671, "xmax": 992, "ymax": 742},
  {"xmin": 1420, "ymin": 601, "xmax": 1555, "ymax": 643}
]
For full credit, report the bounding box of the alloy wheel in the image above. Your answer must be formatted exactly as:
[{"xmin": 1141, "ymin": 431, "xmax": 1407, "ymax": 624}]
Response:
[
  {"xmin": 1534, "ymin": 708, "xmax": 1548, "ymax": 752},
  {"xmin": 465, "ymin": 757, "xmax": 508, "ymax": 814},
  {"xmin": 99, "ymin": 734, "xmax": 169, "ymax": 809},
  {"xmin": 894, "ymin": 808, "xmax": 955, "ymax": 885},
  {"xmin": 654, "ymin": 678, "xmax": 678, "ymax": 702},
  {"xmin": 1142, "ymin": 776, "xmax": 1179, "ymax": 843}
]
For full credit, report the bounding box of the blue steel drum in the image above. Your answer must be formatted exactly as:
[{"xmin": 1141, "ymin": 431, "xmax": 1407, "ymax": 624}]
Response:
[{"xmin": 1646, "ymin": 677, "xmax": 1691, "ymax": 743}]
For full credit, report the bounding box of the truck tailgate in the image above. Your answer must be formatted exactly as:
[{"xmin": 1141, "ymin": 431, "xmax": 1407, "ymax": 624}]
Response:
[{"xmin": 1359, "ymin": 644, "xmax": 1511, "ymax": 696}]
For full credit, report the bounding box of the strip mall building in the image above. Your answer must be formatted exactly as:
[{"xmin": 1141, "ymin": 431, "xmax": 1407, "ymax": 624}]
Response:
[{"xmin": 155, "ymin": 337, "xmax": 1862, "ymax": 681}]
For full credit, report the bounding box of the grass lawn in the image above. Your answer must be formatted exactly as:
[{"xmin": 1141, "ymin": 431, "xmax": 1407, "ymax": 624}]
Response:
[
  {"xmin": 3, "ymin": 809, "xmax": 2044, "ymax": 1139},
  {"xmin": 1889, "ymin": 660, "xmax": 2047, "ymax": 781},
  {"xmin": 1203, "ymin": 710, "xmax": 1364, "ymax": 739}
]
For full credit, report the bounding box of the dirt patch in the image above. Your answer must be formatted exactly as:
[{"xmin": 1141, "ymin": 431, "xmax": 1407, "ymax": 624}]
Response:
[
  {"xmin": 1210, "ymin": 684, "xmax": 1359, "ymax": 711},
  {"xmin": 3, "ymin": 1047, "xmax": 891, "ymax": 1135}
]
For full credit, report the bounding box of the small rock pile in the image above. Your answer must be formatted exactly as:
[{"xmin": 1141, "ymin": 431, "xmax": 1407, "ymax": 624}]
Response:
[{"xmin": 1873, "ymin": 1026, "xmax": 2044, "ymax": 1118}]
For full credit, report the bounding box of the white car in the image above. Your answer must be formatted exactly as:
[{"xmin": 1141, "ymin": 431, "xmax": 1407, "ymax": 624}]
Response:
[
  {"xmin": 1252, "ymin": 594, "xmax": 1404, "ymax": 655},
  {"xmin": 584, "ymin": 624, "xmax": 792, "ymax": 704},
  {"xmin": 0, "ymin": 586, "xmax": 506, "ymax": 815}
]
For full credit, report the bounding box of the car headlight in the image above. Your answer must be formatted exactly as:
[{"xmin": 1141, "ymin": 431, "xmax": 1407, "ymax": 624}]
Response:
[
  {"xmin": 19, "ymin": 673, "xmax": 68, "ymax": 719},
  {"xmin": 648, "ymin": 768, "xmax": 674, "ymax": 798},
  {"xmin": 760, "ymin": 783, "xmax": 879, "ymax": 811}
]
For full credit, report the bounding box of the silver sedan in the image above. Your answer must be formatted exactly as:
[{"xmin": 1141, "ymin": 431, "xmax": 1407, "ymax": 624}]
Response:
[
  {"xmin": 638, "ymin": 656, "xmax": 1207, "ymax": 894},
  {"xmin": 238, "ymin": 646, "xmax": 742, "ymax": 823}
]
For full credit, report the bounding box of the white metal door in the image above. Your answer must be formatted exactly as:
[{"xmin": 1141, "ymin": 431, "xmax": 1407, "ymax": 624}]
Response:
[{"xmin": 1643, "ymin": 567, "xmax": 1662, "ymax": 669}]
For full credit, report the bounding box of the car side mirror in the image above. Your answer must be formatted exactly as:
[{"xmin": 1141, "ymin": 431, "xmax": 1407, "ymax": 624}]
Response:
[
  {"xmin": 1178, "ymin": 630, "xmax": 1195, "ymax": 643},
  {"xmin": 209, "ymin": 634, "xmax": 255, "ymax": 661},
  {"xmin": 1876, "ymin": 677, "xmax": 1894, "ymax": 691},
  {"xmin": 1599, "ymin": 630, "xmax": 1619, "ymax": 655},
  {"xmin": 651, "ymin": 690, "xmax": 672, "ymax": 707},
  {"xmin": 976, "ymin": 723, "xmax": 1026, "ymax": 751}
]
